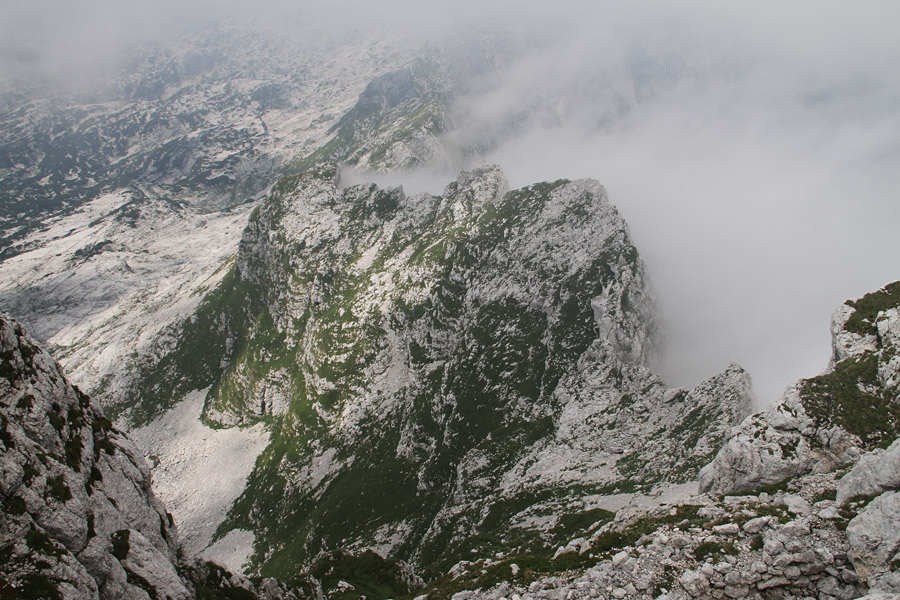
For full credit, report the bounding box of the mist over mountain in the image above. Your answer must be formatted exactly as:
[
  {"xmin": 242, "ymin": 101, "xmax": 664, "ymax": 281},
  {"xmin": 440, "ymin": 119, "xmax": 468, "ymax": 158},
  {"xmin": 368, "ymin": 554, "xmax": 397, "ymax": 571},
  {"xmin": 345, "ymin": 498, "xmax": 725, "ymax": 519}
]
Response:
[
  {"xmin": 2, "ymin": 2, "xmax": 900, "ymax": 599},
  {"xmin": 12, "ymin": 0, "xmax": 895, "ymax": 405},
  {"xmin": 3, "ymin": 4, "xmax": 899, "ymax": 404}
]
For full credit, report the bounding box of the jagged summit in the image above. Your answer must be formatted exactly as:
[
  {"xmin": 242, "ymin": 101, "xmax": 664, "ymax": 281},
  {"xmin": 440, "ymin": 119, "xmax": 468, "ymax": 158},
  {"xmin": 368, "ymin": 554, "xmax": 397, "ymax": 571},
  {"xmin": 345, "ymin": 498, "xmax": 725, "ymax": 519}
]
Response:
[{"xmin": 110, "ymin": 163, "xmax": 752, "ymax": 580}]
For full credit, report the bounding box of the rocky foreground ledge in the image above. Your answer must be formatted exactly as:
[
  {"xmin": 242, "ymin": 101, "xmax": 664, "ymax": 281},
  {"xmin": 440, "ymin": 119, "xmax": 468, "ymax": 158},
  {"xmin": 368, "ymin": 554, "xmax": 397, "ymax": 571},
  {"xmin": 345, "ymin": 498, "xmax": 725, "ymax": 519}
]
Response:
[{"xmin": 0, "ymin": 311, "xmax": 298, "ymax": 599}]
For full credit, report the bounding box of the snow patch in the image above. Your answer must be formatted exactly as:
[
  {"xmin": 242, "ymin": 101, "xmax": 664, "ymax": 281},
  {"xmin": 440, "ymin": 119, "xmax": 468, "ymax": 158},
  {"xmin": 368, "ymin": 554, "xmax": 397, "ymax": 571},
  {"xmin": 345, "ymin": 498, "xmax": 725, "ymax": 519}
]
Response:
[
  {"xmin": 199, "ymin": 529, "xmax": 257, "ymax": 576},
  {"xmin": 129, "ymin": 390, "xmax": 269, "ymax": 564}
]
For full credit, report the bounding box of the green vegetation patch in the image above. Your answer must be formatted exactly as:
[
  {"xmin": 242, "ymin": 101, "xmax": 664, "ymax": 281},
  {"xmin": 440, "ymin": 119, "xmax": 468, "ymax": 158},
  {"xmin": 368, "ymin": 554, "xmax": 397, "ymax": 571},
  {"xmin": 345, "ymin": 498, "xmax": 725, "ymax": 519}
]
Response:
[
  {"xmin": 94, "ymin": 436, "xmax": 116, "ymax": 458},
  {"xmin": 192, "ymin": 562, "xmax": 257, "ymax": 600},
  {"xmin": 310, "ymin": 550, "xmax": 423, "ymax": 600},
  {"xmin": 0, "ymin": 420, "xmax": 13, "ymax": 450},
  {"xmin": 72, "ymin": 240, "xmax": 113, "ymax": 260},
  {"xmin": 834, "ymin": 493, "xmax": 880, "ymax": 530},
  {"xmin": 48, "ymin": 410, "xmax": 65, "ymax": 434},
  {"xmin": 45, "ymin": 475, "xmax": 72, "ymax": 504},
  {"xmin": 418, "ymin": 505, "xmax": 708, "ymax": 599},
  {"xmin": 751, "ymin": 504, "xmax": 792, "ymax": 524},
  {"xmin": 422, "ymin": 553, "xmax": 553, "ymax": 600},
  {"xmin": 14, "ymin": 573, "xmax": 63, "ymax": 600},
  {"xmin": 800, "ymin": 353, "xmax": 900, "ymax": 448},
  {"xmin": 813, "ymin": 487, "xmax": 838, "ymax": 503},
  {"xmin": 17, "ymin": 394, "xmax": 34, "ymax": 411},
  {"xmin": 844, "ymin": 281, "xmax": 900, "ymax": 336},
  {"xmin": 26, "ymin": 528, "xmax": 64, "ymax": 559},
  {"xmin": 22, "ymin": 463, "xmax": 38, "ymax": 485},
  {"xmin": 693, "ymin": 541, "xmax": 738, "ymax": 563},
  {"xmin": 552, "ymin": 508, "xmax": 616, "ymax": 542},
  {"xmin": 64, "ymin": 435, "xmax": 83, "ymax": 471},
  {"xmin": 5, "ymin": 495, "xmax": 27, "ymax": 516}
]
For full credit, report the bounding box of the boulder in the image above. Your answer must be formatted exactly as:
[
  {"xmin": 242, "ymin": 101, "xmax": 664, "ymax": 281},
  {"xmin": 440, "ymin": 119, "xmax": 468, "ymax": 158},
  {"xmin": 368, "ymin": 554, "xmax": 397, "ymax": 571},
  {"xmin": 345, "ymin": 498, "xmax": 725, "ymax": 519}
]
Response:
[
  {"xmin": 837, "ymin": 437, "xmax": 900, "ymax": 505},
  {"xmin": 847, "ymin": 491, "xmax": 900, "ymax": 591},
  {"xmin": 698, "ymin": 387, "xmax": 823, "ymax": 494}
]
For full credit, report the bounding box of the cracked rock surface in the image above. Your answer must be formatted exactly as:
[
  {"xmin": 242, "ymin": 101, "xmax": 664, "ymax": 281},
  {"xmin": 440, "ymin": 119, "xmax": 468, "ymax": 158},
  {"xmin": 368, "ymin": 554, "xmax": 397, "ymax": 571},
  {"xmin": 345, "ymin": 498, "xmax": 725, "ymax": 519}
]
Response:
[{"xmin": 0, "ymin": 312, "xmax": 297, "ymax": 599}]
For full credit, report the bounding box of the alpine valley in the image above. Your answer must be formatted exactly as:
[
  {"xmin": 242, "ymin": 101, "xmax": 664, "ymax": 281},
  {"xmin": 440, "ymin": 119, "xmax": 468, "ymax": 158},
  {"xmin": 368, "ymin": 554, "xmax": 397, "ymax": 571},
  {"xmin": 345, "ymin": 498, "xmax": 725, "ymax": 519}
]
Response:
[{"xmin": 1, "ymin": 20, "xmax": 899, "ymax": 600}]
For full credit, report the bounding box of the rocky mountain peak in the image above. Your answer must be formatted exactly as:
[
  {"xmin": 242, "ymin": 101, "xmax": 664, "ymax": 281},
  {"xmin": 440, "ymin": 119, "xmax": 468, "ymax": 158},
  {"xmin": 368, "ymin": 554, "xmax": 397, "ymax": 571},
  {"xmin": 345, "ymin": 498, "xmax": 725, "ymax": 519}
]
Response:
[
  {"xmin": 441, "ymin": 164, "xmax": 509, "ymax": 222},
  {"xmin": 130, "ymin": 165, "xmax": 749, "ymax": 578}
]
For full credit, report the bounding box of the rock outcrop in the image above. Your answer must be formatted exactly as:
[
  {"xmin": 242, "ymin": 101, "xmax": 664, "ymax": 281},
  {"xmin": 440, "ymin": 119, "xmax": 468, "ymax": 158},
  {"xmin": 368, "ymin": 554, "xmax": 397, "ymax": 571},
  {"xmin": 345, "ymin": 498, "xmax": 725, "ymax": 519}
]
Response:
[
  {"xmin": 117, "ymin": 164, "xmax": 752, "ymax": 579},
  {"xmin": 699, "ymin": 284, "xmax": 900, "ymax": 495},
  {"xmin": 696, "ymin": 383, "xmax": 854, "ymax": 495},
  {"xmin": 836, "ymin": 437, "xmax": 900, "ymax": 505},
  {"xmin": 694, "ymin": 282, "xmax": 900, "ymax": 597},
  {"xmin": 434, "ymin": 467, "xmax": 867, "ymax": 600},
  {"xmin": 836, "ymin": 435, "xmax": 900, "ymax": 594},
  {"xmin": 0, "ymin": 312, "xmax": 297, "ymax": 599},
  {"xmin": 847, "ymin": 491, "xmax": 900, "ymax": 593}
]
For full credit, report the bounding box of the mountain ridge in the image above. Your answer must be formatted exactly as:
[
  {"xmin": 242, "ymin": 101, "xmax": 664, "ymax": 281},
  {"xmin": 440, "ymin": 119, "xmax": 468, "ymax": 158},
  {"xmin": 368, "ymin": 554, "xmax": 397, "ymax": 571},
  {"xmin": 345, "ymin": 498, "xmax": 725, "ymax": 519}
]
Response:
[
  {"xmin": 104, "ymin": 162, "xmax": 751, "ymax": 580},
  {"xmin": 2, "ymin": 24, "xmax": 899, "ymax": 600}
]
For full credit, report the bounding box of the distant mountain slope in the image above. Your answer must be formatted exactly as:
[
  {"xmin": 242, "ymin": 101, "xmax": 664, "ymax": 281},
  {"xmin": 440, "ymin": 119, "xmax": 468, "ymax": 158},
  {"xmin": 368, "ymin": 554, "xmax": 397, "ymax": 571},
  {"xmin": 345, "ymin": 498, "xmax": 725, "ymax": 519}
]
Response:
[
  {"xmin": 0, "ymin": 29, "xmax": 410, "ymax": 260},
  {"xmin": 0, "ymin": 28, "xmax": 418, "ymax": 428},
  {"xmin": 0, "ymin": 188, "xmax": 252, "ymax": 419}
]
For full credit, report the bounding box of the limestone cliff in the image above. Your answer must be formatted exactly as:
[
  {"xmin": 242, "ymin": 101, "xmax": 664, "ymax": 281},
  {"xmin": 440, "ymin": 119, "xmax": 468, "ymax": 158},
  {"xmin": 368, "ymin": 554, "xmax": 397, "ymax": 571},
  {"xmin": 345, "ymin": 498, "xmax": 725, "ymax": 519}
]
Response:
[{"xmin": 0, "ymin": 312, "xmax": 297, "ymax": 599}]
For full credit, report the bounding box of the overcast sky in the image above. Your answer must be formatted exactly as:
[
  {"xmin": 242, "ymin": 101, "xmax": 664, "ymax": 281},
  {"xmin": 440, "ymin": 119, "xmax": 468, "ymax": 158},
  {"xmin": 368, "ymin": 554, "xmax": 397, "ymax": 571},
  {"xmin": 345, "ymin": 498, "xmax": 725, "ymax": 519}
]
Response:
[{"xmin": 3, "ymin": 0, "xmax": 899, "ymax": 405}]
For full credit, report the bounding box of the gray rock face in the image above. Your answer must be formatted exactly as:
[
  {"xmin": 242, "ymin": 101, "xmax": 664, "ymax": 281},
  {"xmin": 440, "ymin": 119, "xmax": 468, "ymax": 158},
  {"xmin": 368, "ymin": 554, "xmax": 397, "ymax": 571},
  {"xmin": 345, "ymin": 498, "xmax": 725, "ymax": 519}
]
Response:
[
  {"xmin": 878, "ymin": 309, "xmax": 900, "ymax": 391},
  {"xmin": 0, "ymin": 312, "xmax": 298, "ymax": 599},
  {"xmin": 0, "ymin": 311, "xmax": 187, "ymax": 599},
  {"xmin": 837, "ymin": 437, "xmax": 900, "ymax": 505},
  {"xmin": 700, "ymin": 286, "xmax": 900, "ymax": 495},
  {"xmin": 848, "ymin": 491, "xmax": 900, "ymax": 592},
  {"xmin": 697, "ymin": 385, "xmax": 845, "ymax": 494},
  {"xmin": 831, "ymin": 303, "xmax": 879, "ymax": 364}
]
